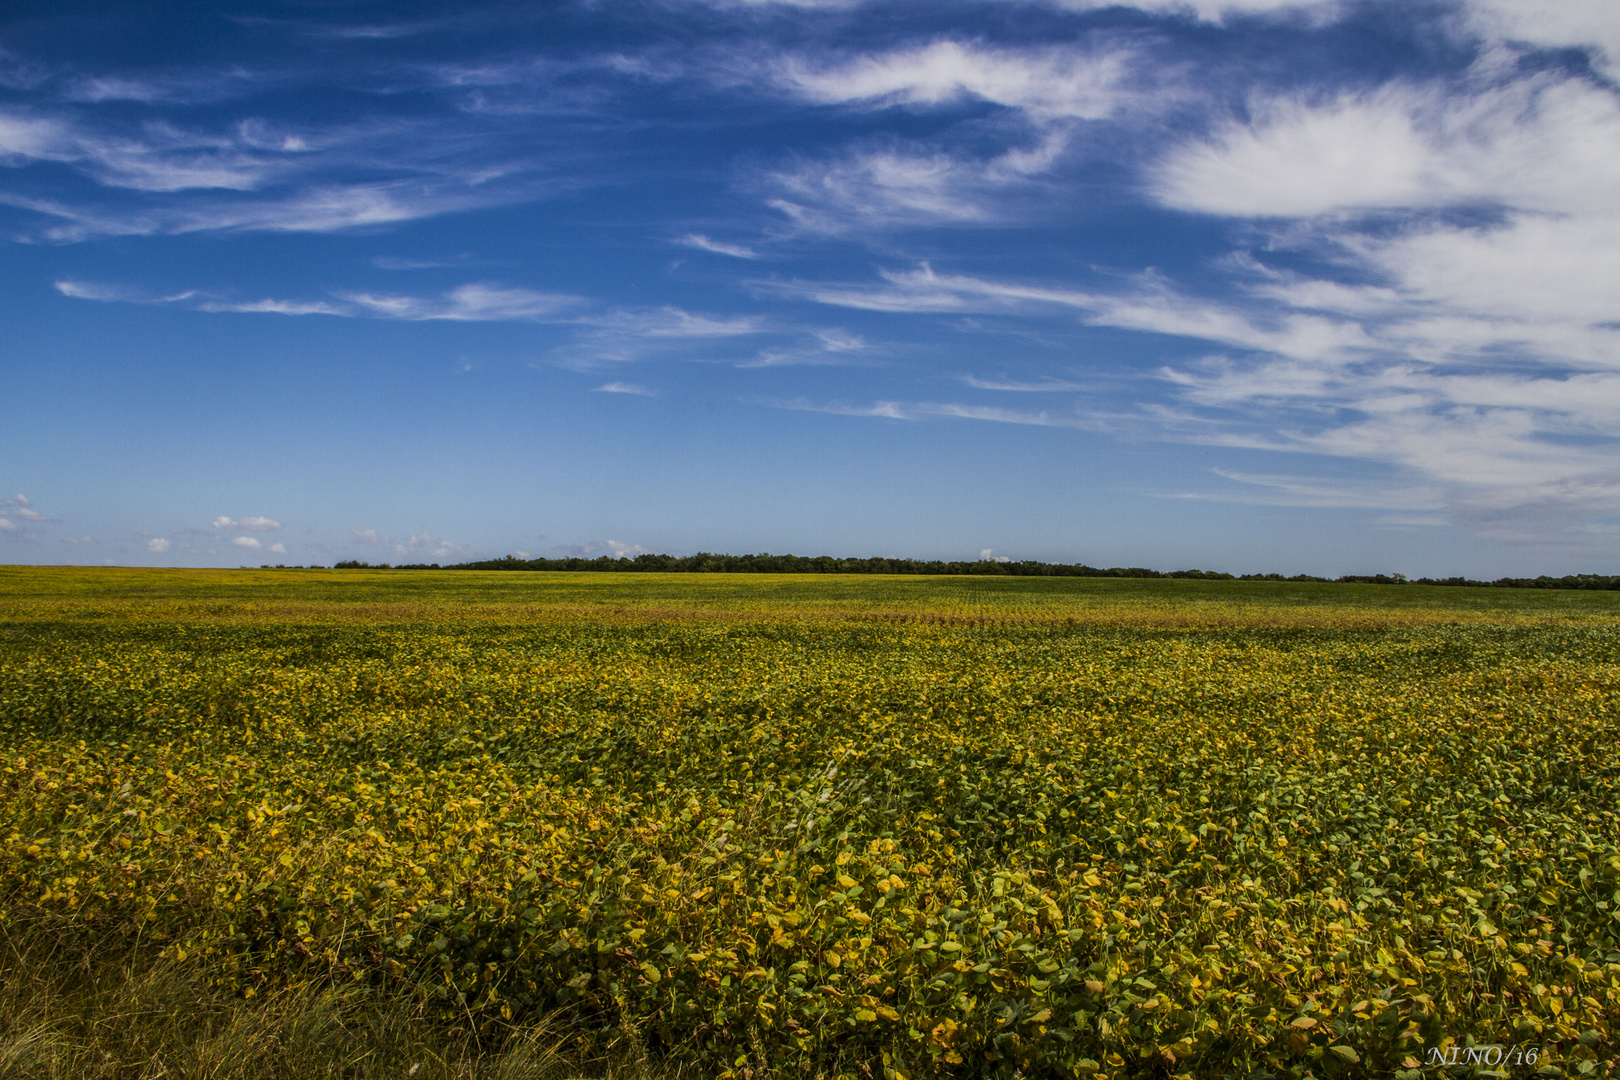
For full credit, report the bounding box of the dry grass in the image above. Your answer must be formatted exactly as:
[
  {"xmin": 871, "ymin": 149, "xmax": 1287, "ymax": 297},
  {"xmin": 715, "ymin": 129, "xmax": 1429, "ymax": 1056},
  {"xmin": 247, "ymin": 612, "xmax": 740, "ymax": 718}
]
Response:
[{"xmin": 0, "ymin": 922, "xmax": 677, "ymax": 1080}]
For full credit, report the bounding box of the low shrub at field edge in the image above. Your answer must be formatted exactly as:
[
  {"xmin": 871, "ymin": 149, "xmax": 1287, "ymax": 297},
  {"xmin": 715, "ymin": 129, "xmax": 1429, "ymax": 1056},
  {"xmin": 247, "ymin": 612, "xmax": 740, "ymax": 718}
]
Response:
[{"xmin": 3, "ymin": 611, "xmax": 1618, "ymax": 1078}]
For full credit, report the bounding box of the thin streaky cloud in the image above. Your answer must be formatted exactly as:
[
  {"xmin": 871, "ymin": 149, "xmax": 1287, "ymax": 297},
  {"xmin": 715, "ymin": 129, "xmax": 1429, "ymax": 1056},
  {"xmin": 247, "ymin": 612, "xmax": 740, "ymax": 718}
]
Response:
[
  {"xmin": 1201, "ymin": 470, "xmax": 1443, "ymax": 510},
  {"xmin": 576, "ymin": 307, "xmax": 765, "ymax": 338},
  {"xmin": 59, "ymin": 279, "xmax": 579, "ymax": 322},
  {"xmin": 775, "ymin": 40, "xmax": 1136, "ymax": 120},
  {"xmin": 677, "ymin": 233, "xmax": 759, "ymax": 259},
  {"xmin": 734, "ymin": 328, "xmax": 874, "ymax": 368},
  {"xmin": 959, "ymin": 374, "xmax": 1087, "ymax": 391},
  {"xmin": 195, "ymin": 297, "xmax": 349, "ymax": 316},
  {"xmin": 595, "ymin": 381, "xmax": 656, "ymax": 395},
  {"xmin": 372, "ymin": 255, "xmax": 468, "ymax": 270},
  {"xmin": 341, "ymin": 283, "xmax": 579, "ymax": 321},
  {"xmin": 764, "ymin": 395, "xmax": 1088, "ymax": 427}
]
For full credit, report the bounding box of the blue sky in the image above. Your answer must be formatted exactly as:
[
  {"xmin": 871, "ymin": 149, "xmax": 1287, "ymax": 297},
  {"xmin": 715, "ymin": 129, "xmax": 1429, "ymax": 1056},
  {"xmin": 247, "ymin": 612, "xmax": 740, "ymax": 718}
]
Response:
[{"xmin": 3, "ymin": 0, "xmax": 1618, "ymax": 574}]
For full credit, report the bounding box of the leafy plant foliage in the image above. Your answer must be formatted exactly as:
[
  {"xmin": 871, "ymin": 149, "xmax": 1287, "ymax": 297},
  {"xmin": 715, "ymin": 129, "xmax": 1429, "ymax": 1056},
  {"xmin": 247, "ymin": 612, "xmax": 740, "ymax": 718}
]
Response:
[{"xmin": 2, "ymin": 570, "xmax": 1617, "ymax": 1077}]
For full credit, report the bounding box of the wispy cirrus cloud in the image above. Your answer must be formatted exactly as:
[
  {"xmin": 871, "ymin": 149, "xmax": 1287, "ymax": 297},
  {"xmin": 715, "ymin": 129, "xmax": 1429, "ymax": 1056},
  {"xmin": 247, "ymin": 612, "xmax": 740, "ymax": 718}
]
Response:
[
  {"xmin": 676, "ymin": 233, "xmax": 759, "ymax": 258},
  {"xmin": 765, "ymin": 394, "xmax": 1091, "ymax": 427},
  {"xmin": 341, "ymin": 283, "xmax": 579, "ymax": 321},
  {"xmin": 57, "ymin": 279, "xmax": 578, "ymax": 321},
  {"xmin": 959, "ymin": 374, "xmax": 1087, "ymax": 391},
  {"xmin": 736, "ymin": 327, "xmax": 872, "ymax": 367},
  {"xmin": 551, "ymin": 306, "xmax": 770, "ymax": 369},
  {"xmin": 0, "ymin": 60, "xmax": 568, "ymax": 243},
  {"xmin": 1164, "ymin": 469, "xmax": 1445, "ymax": 511},
  {"xmin": 6, "ymin": 176, "xmax": 544, "ymax": 243},
  {"xmin": 778, "ymin": 240, "xmax": 1620, "ymax": 541},
  {"xmin": 582, "ymin": 307, "xmax": 763, "ymax": 338},
  {"xmin": 775, "ymin": 39, "xmax": 1135, "ymax": 120},
  {"xmin": 765, "ymin": 146, "xmax": 1007, "ymax": 233}
]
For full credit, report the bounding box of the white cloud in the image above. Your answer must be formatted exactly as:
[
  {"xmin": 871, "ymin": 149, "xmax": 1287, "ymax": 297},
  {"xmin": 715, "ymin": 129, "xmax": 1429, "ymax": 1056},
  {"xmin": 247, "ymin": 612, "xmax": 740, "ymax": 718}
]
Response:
[
  {"xmin": 231, "ymin": 536, "xmax": 262, "ymax": 550},
  {"xmin": 62, "ymin": 69, "xmax": 280, "ymax": 106},
  {"xmin": 757, "ymin": 37, "xmax": 1135, "ymax": 233},
  {"xmin": 768, "ymin": 394, "xmax": 1086, "ymax": 427},
  {"xmin": 1, "ymin": 493, "xmax": 51, "ymax": 523},
  {"xmin": 588, "ymin": 306, "xmax": 762, "ymax": 338},
  {"xmin": 371, "ymin": 255, "xmax": 465, "ymax": 270},
  {"xmin": 146, "ymin": 537, "xmax": 171, "ymax": 552},
  {"xmin": 768, "ymin": 149, "xmax": 998, "ymax": 233},
  {"xmin": 777, "ymin": 40, "xmax": 1133, "ymax": 121},
  {"xmin": 1466, "ymin": 0, "xmax": 1620, "ymax": 71},
  {"xmin": 0, "ymin": 518, "xmax": 16, "ymax": 533},
  {"xmin": 0, "ymin": 112, "xmax": 66, "ymax": 159},
  {"xmin": 0, "ymin": 110, "xmax": 259, "ymax": 191},
  {"xmin": 347, "ymin": 526, "xmax": 464, "ymax": 560},
  {"xmin": 553, "ymin": 306, "xmax": 767, "ymax": 368},
  {"xmin": 0, "ymin": 80, "xmax": 561, "ymax": 242},
  {"xmin": 684, "ymin": 0, "xmax": 1347, "ymax": 25},
  {"xmin": 395, "ymin": 529, "xmax": 464, "ymax": 560},
  {"xmin": 763, "ymin": 123, "xmax": 1074, "ymax": 233},
  {"xmin": 58, "ymin": 279, "xmax": 578, "ymax": 323},
  {"xmin": 1153, "ymin": 77, "xmax": 1620, "ymax": 219},
  {"xmin": 56, "ymin": 280, "xmax": 179, "ymax": 303},
  {"xmin": 1040, "ymin": 0, "xmax": 1340, "ymax": 21},
  {"xmin": 194, "ymin": 297, "xmax": 348, "ymax": 316},
  {"xmin": 776, "ymin": 263, "xmax": 1373, "ymax": 361},
  {"xmin": 8, "ymin": 156, "xmax": 538, "ymax": 242},
  {"xmin": 212, "ymin": 514, "xmax": 282, "ymax": 532},
  {"xmin": 1190, "ymin": 470, "xmax": 1444, "ymax": 510},
  {"xmin": 1111, "ymin": 63, "xmax": 1620, "ymax": 539},
  {"xmin": 736, "ymin": 327, "xmax": 872, "ymax": 367},
  {"xmin": 595, "ymin": 381, "xmax": 656, "ymax": 395},
  {"xmin": 341, "ymin": 283, "xmax": 579, "ymax": 321},
  {"xmin": 960, "ymin": 374, "xmax": 1086, "ymax": 391},
  {"xmin": 556, "ymin": 539, "xmax": 654, "ymax": 559},
  {"xmin": 763, "ymin": 50, "xmax": 1620, "ymax": 544},
  {"xmin": 677, "ymin": 233, "xmax": 758, "ymax": 259},
  {"xmin": 785, "ymin": 249, "xmax": 1620, "ymax": 539},
  {"xmin": 979, "ymin": 548, "xmax": 1012, "ymax": 562},
  {"xmin": 268, "ymin": 542, "xmax": 288, "ymax": 554}
]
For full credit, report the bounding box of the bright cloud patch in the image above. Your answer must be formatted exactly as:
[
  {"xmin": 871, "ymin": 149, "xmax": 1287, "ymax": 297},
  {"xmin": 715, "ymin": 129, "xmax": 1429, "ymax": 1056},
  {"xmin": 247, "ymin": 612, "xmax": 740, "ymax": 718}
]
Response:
[
  {"xmin": 213, "ymin": 515, "xmax": 282, "ymax": 532},
  {"xmin": 778, "ymin": 40, "xmax": 1133, "ymax": 120}
]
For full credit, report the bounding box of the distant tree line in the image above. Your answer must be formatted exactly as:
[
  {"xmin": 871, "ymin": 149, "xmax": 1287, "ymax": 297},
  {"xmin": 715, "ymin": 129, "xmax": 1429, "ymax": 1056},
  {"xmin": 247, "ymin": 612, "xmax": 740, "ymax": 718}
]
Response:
[{"xmin": 323, "ymin": 554, "xmax": 1620, "ymax": 589}]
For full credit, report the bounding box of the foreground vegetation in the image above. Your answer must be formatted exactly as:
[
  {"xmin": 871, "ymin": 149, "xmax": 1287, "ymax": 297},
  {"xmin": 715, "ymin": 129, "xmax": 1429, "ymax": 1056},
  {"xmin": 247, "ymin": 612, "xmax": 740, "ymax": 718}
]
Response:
[{"xmin": 2, "ymin": 568, "xmax": 1618, "ymax": 1077}]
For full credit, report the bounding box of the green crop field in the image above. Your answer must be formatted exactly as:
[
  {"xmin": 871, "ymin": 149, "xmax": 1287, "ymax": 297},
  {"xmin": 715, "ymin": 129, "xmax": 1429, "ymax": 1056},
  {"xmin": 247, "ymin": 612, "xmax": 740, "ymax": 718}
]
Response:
[{"xmin": 2, "ymin": 567, "xmax": 1617, "ymax": 1078}]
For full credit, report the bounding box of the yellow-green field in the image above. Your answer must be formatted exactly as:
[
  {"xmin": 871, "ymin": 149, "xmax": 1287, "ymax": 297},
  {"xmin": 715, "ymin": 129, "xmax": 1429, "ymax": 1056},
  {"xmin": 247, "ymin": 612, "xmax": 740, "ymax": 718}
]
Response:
[{"xmin": 2, "ymin": 567, "xmax": 1618, "ymax": 1078}]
